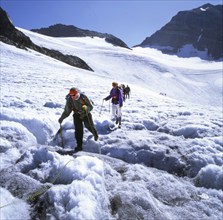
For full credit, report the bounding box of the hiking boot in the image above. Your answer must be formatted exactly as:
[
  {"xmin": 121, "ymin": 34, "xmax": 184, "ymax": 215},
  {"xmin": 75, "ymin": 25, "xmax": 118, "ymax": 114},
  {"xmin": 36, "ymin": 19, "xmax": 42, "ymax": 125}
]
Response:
[
  {"xmin": 75, "ymin": 145, "xmax": 82, "ymax": 152},
  {"xmin": 115, "ymin": 117, "xmax": 119, "ymax": 125},
  {"xmin": 94, "ymin": 133, "xmax": 99, "ymax": 141}
]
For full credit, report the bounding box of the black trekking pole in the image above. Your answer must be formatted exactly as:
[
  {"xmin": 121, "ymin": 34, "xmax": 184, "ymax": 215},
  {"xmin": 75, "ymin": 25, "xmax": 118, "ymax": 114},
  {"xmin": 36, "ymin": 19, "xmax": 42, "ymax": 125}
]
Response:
[{"xmin": 99, "ymin": 99, "xmax": 104, "ymax": 117}]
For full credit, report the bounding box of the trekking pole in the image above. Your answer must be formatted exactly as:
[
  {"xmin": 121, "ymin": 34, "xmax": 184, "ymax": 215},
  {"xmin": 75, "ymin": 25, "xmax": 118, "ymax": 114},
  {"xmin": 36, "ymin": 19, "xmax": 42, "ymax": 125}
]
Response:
[
  {"xmin": 109, "ymin": 101, "xmax": 110, "ymax": 113},
  {"xmin": 99, "ymin": 99, "xmax": 104, "ymax": 117},
  {"xmin": 59, "ymin": 124, "xmax": 64, "ymax": 148}
]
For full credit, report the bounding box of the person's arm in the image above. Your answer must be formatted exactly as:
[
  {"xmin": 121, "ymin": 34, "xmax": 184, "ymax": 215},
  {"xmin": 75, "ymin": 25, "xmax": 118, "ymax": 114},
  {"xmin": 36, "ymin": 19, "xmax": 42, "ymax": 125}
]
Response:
[
  {"xmin": 104, "ymin": 89, "xmax": 113, "ymax": 101},
  {"xmin": 58, "ymin": 99, "xmax": 72, "ymax": 123},
  {"xmin": 83, "ymin": 94, "xmax": 93, "ymax": 112}
]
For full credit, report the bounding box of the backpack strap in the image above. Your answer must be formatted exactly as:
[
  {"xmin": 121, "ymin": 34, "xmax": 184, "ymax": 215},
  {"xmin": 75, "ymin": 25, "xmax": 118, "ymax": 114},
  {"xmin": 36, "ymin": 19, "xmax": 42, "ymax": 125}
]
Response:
[
  {"xmin": 80, "ymin": 94, "xmax": 86, "ymax": 106},
  {"xmin": 70, "ymin": 93, "xmax": 86, "ymax": 113}
]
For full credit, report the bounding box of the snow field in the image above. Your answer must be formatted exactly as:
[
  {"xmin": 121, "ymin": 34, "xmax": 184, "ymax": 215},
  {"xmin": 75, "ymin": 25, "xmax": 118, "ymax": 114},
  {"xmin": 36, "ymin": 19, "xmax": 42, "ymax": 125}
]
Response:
[{"xmin": 0, "ymin": 31, "xmax": 222, "ymax": 219}]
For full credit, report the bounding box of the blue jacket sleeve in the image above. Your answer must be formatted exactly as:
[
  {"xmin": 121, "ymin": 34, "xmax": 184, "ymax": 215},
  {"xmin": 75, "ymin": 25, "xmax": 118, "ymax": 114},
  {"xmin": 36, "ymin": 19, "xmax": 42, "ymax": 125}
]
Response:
[{"xmin": 104, "ymin": 89, "xmax": 113, "ymax": 100}]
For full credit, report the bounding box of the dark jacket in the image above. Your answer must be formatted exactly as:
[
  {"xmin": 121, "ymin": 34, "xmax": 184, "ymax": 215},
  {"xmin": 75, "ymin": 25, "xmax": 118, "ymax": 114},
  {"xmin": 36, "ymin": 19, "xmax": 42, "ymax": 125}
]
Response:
[{"xmin": 60, "ymin": 93, "xmax": 93, "ymax": 121}]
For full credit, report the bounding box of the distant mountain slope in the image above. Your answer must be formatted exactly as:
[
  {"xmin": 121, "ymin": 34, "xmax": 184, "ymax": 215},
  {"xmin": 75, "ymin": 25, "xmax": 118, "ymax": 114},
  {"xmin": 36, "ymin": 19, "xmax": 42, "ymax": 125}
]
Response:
[
  {"xmin": 137, "ymin": 3, "xmax": 223, "ymax": 60},
  {"xmin": 31, "ymin": 24, "xmax": 130, "ymax": 49},
  {"xmin": 0, "ymin": 7, "xmax": 93, "ymax": 71}
]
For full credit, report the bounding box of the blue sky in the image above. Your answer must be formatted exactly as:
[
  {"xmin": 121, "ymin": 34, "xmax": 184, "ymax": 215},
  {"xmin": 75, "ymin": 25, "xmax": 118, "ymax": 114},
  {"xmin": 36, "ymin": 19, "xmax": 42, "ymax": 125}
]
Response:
[{"xmin": 1, "ymin": 0, "xmax": 222, "ymax": 46}]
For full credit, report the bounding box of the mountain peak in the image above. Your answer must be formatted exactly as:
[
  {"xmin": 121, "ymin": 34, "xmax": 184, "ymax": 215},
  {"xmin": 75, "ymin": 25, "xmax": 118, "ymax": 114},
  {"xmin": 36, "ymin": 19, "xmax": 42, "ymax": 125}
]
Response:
[
  {"xmin": 137, "ymin": 4, "xmax": 223, "ymax": 60},
  {"xmin": 197, "ymin": 3, "xmax": 213, "ymax": 9},
  {"xmin": 31, "ymin": 24, "xmax": 130, "ymax": 49},
  {"xmin": 32, "ymin": 23, "xmax": 86, "ymax": 37}
]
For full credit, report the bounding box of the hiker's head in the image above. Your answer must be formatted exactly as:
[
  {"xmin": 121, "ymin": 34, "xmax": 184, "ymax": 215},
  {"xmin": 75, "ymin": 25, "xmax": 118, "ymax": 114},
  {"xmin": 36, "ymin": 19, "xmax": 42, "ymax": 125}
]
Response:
[
  {"xmin": 69, "ymin": 87, "xmax": 79, "ymax": 99},
  {"xmin": 112, "ymin": 82, "xmax": 118, "ymax": 88}
]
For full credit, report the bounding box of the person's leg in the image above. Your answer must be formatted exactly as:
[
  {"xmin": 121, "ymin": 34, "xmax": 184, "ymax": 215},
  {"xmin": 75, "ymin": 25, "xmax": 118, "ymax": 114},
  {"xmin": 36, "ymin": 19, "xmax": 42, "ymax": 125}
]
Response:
[
  {"xmin": 116, "ymin": 106, "xmax": 122, "ymax": 127},
  {"xmin": 83, "ymin": 113, "xmax": 98, "ymax": 141},
  {"xmin": 112, "ymin": 104, "xmax": 117, "ymax": 121},
  {"xmin": 123, "ymin": 94, "xmax": 126, "ymax": 102},
  {"xmin": 73, "ymin": 113, "xmax": 83, "ymax": 150}
]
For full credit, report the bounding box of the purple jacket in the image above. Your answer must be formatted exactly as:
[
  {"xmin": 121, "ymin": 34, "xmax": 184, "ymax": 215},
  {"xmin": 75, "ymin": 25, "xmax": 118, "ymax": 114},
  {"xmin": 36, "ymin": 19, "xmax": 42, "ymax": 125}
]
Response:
[{"xmin": 105, "ymin": 88, "xmax": 123, "ymax": 107}]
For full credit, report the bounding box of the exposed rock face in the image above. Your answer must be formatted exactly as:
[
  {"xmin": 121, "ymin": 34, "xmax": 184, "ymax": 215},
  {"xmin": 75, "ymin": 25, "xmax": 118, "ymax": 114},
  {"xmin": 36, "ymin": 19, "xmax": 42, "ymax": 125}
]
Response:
[
  {"xmin": 31, "ymin": 24, "xmax": 130, "ymax": 49},
  {"xmin": 0, "ymin": 7, "xmax": 93, "ymax": 71},
  {"xmin": 137, "ymin": 4, "xmax": 223, "ymax": 60}
]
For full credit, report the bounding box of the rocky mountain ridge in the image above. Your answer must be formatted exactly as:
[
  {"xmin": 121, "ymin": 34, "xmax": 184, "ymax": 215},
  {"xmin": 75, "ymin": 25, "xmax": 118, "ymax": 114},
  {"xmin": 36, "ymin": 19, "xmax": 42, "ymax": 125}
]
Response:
[
  {"xmin": 137, "ymin": 3, "xmax": 223, "ymax": 60},
  {"xmin": 1, "ymin": 4, "xmax": 222, "ymax": 61},
  {"xmin": 0, "ymin": 7, "xmax": 93, "ymax": 71},
  {"xmin": 31, "ymin": 24, "xmax": 130, "ymax": 49}
]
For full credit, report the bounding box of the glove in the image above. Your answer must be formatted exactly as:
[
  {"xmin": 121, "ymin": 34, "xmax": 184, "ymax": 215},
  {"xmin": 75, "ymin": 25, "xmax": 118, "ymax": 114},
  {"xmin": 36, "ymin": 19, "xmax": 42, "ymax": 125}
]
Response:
[
  {"xmin": 82, "ymin": 105, "xmax": 88, "ymax": 112},
  {"xmin": 58, "ymin": 117, "xmax": 63, "ymax": 124}
]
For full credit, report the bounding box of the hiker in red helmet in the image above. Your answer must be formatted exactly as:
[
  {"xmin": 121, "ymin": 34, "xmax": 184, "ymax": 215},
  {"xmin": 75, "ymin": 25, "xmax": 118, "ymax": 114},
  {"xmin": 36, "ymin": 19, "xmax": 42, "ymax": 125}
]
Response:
[{"xmin": 58, "ymin": 87, "xmax": 98, "ymax": 152}]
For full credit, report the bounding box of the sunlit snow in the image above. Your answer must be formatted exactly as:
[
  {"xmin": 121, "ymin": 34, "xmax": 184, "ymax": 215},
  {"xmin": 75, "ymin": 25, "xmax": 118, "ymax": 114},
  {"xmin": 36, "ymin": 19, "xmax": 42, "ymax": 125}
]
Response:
[{"xmin": 0, "ymin": 28, "xmax": 222, "ymax": 220}]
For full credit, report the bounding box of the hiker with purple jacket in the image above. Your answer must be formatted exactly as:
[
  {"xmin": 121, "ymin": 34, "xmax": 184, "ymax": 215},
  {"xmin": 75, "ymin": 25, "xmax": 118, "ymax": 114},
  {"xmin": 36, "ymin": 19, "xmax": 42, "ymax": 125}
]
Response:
[{"xmin": 104, "ymin": 82, "xmax": 123, "ymax": 128}]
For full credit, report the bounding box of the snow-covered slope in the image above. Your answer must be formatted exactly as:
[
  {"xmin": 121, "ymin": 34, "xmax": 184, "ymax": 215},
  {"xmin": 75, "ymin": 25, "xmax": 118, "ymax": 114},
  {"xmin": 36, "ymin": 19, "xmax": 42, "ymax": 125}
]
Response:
[
  {"xmin": 0, "ymin": 29, "xmax": 222, "ymax": 220},
  {"xmin": 19, "ymin": 27, "xmax": 222, "ymax": 107}
]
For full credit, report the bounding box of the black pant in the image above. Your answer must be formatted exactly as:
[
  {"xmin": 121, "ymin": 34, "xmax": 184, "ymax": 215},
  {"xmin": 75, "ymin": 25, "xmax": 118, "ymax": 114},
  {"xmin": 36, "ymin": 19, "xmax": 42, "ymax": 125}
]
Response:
[{"xmin": 73, "ymin": 113, "xmax": 97, "ymax": 147}]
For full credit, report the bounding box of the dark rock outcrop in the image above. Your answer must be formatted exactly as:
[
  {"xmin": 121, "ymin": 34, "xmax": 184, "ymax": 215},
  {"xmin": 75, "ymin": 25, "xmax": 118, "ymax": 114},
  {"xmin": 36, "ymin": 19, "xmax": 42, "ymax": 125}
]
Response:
[
  {"xmin": 31, "ymin": 24, "xmax": 130, "ymax": 49},
  {"xmin": 137, "ymin": 4, "xmax": 223, "ymax": 60},
  {"xmin": 0, "ymin": 7, "xmax": 93, "ymax": 71}
]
